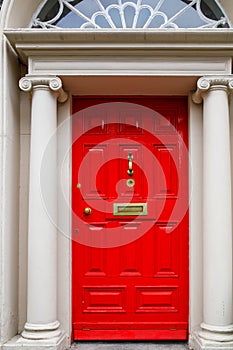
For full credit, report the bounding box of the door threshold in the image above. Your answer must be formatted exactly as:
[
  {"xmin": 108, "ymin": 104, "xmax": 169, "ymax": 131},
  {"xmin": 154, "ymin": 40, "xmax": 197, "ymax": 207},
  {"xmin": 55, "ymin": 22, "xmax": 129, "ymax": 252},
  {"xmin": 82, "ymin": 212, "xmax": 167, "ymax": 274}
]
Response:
[{"xmin": 69, "ymin": 341, "xmax": 188, "ymax": 349}]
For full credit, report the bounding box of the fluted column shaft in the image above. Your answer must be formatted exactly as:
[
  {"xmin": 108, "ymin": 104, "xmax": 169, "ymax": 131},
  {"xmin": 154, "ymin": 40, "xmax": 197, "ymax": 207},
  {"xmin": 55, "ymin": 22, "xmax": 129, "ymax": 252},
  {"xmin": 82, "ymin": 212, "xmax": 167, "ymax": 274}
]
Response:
[
  {"xmin": 193, "ymin": 76, "xmax": 233, "ymax": 344},
  {"xmin": 19, "ymin": 76, "xmax": 67, "ymax": 340}
]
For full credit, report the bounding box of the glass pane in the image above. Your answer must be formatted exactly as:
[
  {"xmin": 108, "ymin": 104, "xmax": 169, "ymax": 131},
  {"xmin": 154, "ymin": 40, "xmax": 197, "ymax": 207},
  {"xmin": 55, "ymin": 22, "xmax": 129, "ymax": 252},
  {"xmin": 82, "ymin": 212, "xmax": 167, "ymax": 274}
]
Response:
[
  {"xmin": 137, "ymin": 8, "xmax": 152, "ymax": 28},
  {"xmin": 109, "ymin": 8, "xmax": 123, "ymax": 28},
  {"xmin": 124, "ymin": 5, "xmax": 136, "ymax": 28}
]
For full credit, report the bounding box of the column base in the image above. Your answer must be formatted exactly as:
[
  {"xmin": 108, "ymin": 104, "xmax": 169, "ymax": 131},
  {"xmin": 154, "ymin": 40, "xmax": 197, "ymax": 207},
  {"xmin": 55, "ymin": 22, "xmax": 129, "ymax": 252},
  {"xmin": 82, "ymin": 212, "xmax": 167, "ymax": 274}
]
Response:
[
  {"xmin": 22, "ymin": 321, "xmax": 61, "ymax": 340},
  {"xmin": 2, "ymin": 331, "xmax": 68, "ymax": 350},
  {"xmin": 190, "ymin": 327, "xmax": 233, "ymax": 350}
]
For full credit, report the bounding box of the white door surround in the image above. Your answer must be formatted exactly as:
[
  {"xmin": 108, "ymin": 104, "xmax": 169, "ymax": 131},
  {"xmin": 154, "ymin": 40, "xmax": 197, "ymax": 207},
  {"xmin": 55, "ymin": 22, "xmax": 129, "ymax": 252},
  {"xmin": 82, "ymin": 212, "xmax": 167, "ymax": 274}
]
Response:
[
  {"xmin": 18, "ymin": 77, "xmax": 67, "ymax": 342},
  {"xmin": 192, "ymin": 77, "xmax": 233, "ymax": 349},
  {"xmin": 1, "ymin": 29, "xmax": 233, "ymax": 350}
]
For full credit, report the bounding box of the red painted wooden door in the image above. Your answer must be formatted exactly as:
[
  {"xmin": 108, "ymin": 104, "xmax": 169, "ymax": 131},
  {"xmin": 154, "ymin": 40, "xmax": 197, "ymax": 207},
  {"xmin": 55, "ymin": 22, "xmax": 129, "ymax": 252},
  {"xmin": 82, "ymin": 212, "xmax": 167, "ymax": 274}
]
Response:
[{"xmin": 72, "ymin": 97, "xmax": 189, "ymax": 340}]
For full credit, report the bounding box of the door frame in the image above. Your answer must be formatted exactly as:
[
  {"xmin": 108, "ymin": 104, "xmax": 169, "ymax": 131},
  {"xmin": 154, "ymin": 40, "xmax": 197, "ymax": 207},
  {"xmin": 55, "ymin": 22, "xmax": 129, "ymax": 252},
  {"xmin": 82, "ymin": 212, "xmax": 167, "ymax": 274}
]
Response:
[{"xmin": 5, "ymin": 29, "xmax": 233, "ymax": 347}]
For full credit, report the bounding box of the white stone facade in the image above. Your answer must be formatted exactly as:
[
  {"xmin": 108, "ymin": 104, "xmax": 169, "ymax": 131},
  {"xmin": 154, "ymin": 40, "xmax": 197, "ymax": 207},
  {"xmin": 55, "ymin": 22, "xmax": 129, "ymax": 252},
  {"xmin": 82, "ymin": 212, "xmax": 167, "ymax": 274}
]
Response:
[{"xmin": 1, "ymin": 1, "xmax": 233, "ymax": 349}]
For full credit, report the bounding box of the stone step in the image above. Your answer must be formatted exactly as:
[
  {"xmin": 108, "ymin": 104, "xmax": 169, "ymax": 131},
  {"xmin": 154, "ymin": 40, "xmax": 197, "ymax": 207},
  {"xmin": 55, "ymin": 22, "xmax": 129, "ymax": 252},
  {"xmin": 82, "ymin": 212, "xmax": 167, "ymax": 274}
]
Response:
[{"xmin": 69, "ymin": 342, "xmax": 188, "ymax": 350}]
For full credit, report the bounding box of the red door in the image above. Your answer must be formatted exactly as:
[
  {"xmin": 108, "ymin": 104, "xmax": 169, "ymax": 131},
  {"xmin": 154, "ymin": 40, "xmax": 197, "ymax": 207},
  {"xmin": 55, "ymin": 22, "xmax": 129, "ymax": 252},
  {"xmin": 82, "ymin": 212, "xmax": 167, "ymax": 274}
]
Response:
[{"xmin": 72, "ymin": 97, "xmax": 189, "ymax": 340}]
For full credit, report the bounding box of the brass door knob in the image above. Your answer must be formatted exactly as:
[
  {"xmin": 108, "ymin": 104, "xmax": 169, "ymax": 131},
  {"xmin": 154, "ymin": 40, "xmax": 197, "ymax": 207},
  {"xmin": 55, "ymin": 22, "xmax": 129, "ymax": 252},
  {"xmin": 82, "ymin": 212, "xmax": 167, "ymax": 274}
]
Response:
[{"xmin": 84, "ymin": 207, "xmax": 92, "ymax": 215}]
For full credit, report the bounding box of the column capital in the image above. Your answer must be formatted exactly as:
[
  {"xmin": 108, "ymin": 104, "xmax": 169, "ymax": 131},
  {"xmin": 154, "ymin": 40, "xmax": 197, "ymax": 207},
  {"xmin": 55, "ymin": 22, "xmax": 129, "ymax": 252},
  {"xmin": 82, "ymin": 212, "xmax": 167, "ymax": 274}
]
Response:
[
  {"xmin": 192, "ymin": 76, "xmax": 233, "ymax": 104},
  {"xmin": 19, "ymin": 75, "xmax": 68, "ymax": 103}
]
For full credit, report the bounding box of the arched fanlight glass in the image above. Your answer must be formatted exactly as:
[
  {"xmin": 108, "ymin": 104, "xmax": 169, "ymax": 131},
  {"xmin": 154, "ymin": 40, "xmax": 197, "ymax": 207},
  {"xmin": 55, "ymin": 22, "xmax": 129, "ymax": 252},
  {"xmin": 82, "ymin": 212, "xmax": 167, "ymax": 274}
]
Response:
[{"xmin": 30, "ymin": 0, "xmax": 231, "ymax": 29}]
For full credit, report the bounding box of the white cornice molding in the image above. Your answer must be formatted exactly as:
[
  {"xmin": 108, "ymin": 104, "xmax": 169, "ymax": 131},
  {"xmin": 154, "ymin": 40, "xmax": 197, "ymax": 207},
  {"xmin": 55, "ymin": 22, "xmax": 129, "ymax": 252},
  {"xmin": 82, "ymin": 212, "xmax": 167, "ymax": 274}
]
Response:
[
  {"xmin": 5, "ymin": 28, "xmax": 233, "ymax": 43},
  {"xmin": 4, "ymin": 30, "xmax": 233, "ymax": 77},
  {"xmin": 19, "ymin": 75, "xmax": 68, "ymax": 103},
  {"xmin": 192, "ymin": 76, "xmax": 233, "ymax": 104},
  {"xmin": 4, "ymin": 29, "xmax": 233, "ymax": 64}
]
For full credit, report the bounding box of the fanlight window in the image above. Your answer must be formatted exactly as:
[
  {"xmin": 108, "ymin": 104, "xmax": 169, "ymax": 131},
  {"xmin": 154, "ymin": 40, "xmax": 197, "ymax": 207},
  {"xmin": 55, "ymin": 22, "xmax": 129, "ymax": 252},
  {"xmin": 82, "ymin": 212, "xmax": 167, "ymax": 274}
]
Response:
[{"xmin": 31, "ymin": 0, "xmax": 231, "ymax": 29}]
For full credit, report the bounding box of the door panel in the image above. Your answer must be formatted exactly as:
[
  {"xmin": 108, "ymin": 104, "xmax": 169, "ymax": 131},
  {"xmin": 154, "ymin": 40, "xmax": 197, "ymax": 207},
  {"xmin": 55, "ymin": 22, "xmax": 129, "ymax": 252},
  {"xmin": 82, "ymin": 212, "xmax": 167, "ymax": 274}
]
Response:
[{"xmin": 72, "ymin": 97, "xmax": 189, "ymax": 340}]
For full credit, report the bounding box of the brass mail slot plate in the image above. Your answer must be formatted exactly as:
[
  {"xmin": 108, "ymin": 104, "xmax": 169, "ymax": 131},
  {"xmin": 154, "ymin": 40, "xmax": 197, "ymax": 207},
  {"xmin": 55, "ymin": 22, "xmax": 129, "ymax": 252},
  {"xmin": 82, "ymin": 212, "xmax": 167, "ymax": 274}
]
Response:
[{"xmin": 113, "ymin": 203, "xmax": 148, "ymax": 216}]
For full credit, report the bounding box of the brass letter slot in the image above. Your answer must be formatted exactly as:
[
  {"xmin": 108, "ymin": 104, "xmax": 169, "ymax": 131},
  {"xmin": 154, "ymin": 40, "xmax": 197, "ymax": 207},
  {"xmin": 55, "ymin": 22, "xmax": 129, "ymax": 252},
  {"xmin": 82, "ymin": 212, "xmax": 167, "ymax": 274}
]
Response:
[{"xmin": 113, "ymin": 203, "xmax": 148, "ymax": 216}]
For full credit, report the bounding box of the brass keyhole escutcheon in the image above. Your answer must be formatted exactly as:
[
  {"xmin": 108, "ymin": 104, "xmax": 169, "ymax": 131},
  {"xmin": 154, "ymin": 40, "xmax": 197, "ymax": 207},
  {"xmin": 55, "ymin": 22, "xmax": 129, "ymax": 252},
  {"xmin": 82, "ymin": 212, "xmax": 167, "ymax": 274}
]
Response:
[
  {"xmin": 84, "ymin": 207, "xmax": 92, "ymax": 215},
  {"xmin": 126, "ymin": 179, "xmax": 135, "ymax": 188}
]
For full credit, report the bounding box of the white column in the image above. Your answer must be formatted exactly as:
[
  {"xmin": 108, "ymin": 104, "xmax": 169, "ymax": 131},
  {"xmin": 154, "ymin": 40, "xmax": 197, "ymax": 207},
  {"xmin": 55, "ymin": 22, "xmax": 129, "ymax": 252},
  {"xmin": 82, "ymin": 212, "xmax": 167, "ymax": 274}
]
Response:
[
  {"xmin": 192, "ymin": 76, "xmax": 233, "ymax": 348},
  {"xmin": 19, "ymin": 76, "xmax": 67, "ymax": 341}
]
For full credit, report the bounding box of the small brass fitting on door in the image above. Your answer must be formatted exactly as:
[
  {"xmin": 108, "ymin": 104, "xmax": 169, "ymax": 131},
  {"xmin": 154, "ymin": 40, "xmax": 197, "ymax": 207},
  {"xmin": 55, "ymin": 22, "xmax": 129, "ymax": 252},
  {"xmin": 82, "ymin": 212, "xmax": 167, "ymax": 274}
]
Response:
[{"xmin": 84, "ymin": 207, "xmax": 92, "ymax": 215}]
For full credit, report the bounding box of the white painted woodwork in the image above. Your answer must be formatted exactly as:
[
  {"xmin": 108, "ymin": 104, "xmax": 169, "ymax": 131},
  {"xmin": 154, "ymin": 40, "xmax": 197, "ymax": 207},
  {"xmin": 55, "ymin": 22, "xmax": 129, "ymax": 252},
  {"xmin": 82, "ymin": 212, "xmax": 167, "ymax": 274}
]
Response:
[
  {"xmin": 19, "ymin": 76, "xmax": 67, "ymax": 341},
  {"xmin": 188, "ymin": 95, "xmax": 203, "ymax": 332},
  {"xmin": 202, "ymin": 82, "xmax": 233, "ymax": 330},
  {"xmin": 192, "ymin": 77, "xmax": 233, "ymax": 349},
  {"xmin": 0, "ymin": 39, "xmax": 21, "ymax": 344}
]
